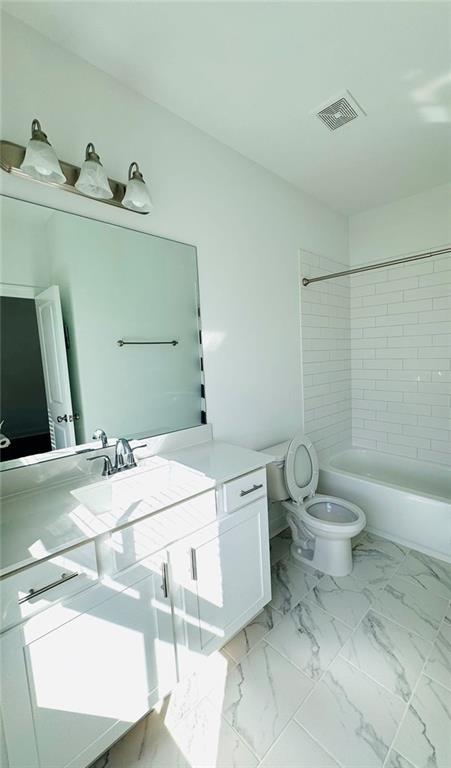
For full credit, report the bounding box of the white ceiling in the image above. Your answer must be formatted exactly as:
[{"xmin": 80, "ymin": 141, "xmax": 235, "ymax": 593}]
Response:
[{"xmin": 4, "ymin": 1, "xmax": 451, "ymax": 214}]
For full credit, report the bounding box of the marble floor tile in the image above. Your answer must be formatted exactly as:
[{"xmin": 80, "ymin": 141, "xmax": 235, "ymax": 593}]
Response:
[
  {"xmin": 259, "ymin": 720, "xmax": 339, "ymax": 767},
  {"xmin": 357, "ymin": 533, "xmax": 408, "ymax": 561},
  {"xmin": 350, "ymin": 535, "xmax": 407, "ymax": 587},
  {"xmin": 384, "ymin": 750, "xmax": 416, "ymax": 768},
  {"xmin": 106, "ymin": 696, "xmax": 258, "ymax": 768},
  {"xmin": 397, "ymin": 550, "xmax": 451, "ymax": 602},
  {"xmin": 218, "ymin": 641, "xmax": 314, "ymax": 758},
  {"xmin": 92, "ymin": 538, "xmax": 450, "ymax": 768},
  {"xmin": 371, "ymin": 575, "xmax": 448, "ymax": 642},
  {"xmin": 394, "ymin": 676, "xmax": 451, "ymax": 768},
  {"xmin": 105, "ymin": 702, "xmax": 189, "ymax": 768},
  {"xmin": 270, "ymin": 533, "xmax": 291, "ymax": 564},
  {"xmin": 265, "ymin": 600, "xmax": 351, "ymax": 680},
  {"xmin": 165, "ymin": 650, "xmax": 233, "ymax": 726},
  {"xmin": 295, "ymin": 656, "xmax": 405, "ymax": 768},
  {"xmin": 424, "ymin": 621, "xmax": 451, "ymax": 692},
  {"xmin": 269, "ymin": 557, "xmax": 323, "ymax": 615},
  {"xmin": 352, "ymin": 529, "xmax": 367, "ymax": 548},
  {"xmin": 306, "ymin": 572, "xmax": 380, "ymax": 628},
  {"xmin": 340, "ymin": 610, "xmax": 431, "ymax": 702},
  {"xmin": 223, "ymin": 606, "xmax": 283, "ymax": 664},
  {"xmin": 173, "ymin": 697, "xmax": 258, "ymax": 768}
]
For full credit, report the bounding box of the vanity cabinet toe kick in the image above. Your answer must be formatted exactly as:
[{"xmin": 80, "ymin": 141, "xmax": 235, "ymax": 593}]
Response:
[{"xmin": 0, "ymin": 467, "xmax": 271, "ymax": 768}]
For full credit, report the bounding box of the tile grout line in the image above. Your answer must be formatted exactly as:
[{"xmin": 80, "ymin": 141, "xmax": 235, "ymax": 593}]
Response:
[
  {"xmin": 216, "ymin": 634, "xmax": 323, "ymax": 763},
  {"xmin": 380, "ymin": 637, "xmax": 435, "ymax": 768},
  {"xmin": 222, "ymin": 605, "xmax": 285, "ymax": 665},
  {"xmin": 302, "ymin": 541, "xmax": 451, "ymax": 767},
  {"xmin": 224, "ymin": 537, "xmax": 447, "ymax": 768},
  {"xmin": 266, "ymin": 543, "xmax": 405, "ymax": 734},
  {"xmin": 290, "ymin": 542, "xmax": 413, "ymax": 764},
  {"xmin": 379, "ymin": 559, "xmax": 451, "ymax": 767},
  {"xmin": 258, "ymin": 711, "xmax": 346, "ymax": 768},
  {"xmin": 418, "ymin": 599, "xmax": 451, "ymax": 694}
]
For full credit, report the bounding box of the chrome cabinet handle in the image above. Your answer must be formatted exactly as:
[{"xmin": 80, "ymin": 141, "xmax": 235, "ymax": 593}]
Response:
[
  {"xmin": 190, "ymin": 548, "xmax": 198, "ymax": 581},
  {"xmin": 240, "ymin": 483, "xmax": 263, "ymax": 497},
  {"xmin": 160, "ymin": 562, "xmax": 169, "ymax": 598},
  {"xmin": 18, "ymin": 572, "xmax": 79, "ymax": 604}
]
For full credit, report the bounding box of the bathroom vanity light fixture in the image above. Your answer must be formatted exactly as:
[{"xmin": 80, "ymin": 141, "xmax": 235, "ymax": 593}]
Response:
[
  {"xmin": 0, "ymin": 119, "xmax": 151, "ymax": 215},
  {"xmin": 122, "ymin": 162, "xmax": 153, "ymax": 213},
  {"xmin": 75, "ymin": 143, "xmax": 113, "ymax": 200},
  {"xmin": 19, "ymin": 119, "xmax": 66, "ymax": 184}
]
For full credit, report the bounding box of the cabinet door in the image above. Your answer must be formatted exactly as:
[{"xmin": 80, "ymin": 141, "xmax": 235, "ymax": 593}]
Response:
[
  {"xmin": 1, "ymin": 627, "xmax": 40, "ymax": 768},
  {"xmin": 23, "ymin": 554, "xmax": 176, "ymax": 768},
  {"xmin": 172, "ymin": 497, "xmax": 271, "ymax": 669}
]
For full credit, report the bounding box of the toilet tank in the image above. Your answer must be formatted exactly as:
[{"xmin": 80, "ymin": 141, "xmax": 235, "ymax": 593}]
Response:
[{"xmin": 261, "ymin": 440, "xmax": 290, "ymax": 501}]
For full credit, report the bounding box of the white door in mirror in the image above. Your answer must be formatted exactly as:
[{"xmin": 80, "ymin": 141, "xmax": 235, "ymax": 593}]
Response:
[{"xmin": 35, "ymin": 285, "xmax": 76, "ymax": 449}]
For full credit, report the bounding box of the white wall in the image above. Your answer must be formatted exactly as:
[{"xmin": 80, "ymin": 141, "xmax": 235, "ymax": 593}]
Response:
[
  {"xmin": 349, "ymin": 186, "xmax": 451, "ymax": 466},
  {"xmin": 0, "ymin": 206, "xmax": 50, "ymax": 287},
  {"xmin": 0, "ymin": 12, "xmax": 348, "ymax": 451},
  {"xmin": 300, "ymin": 251, "xmax": 351, "ymax": 461},
  {"xmin": 349, "ymin": 183, "xmax": 451, "ymax": 265}
]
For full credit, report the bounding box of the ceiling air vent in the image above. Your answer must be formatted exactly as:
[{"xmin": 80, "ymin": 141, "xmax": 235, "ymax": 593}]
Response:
[{"xmin": 315, "ymin": 91, "xmax": 366, "ymax": 131}]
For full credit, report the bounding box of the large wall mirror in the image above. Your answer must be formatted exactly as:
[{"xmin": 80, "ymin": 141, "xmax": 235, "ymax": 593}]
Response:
[{"xmin": 0, "ymin": 196, "xmax": 205, "ymax": 468}]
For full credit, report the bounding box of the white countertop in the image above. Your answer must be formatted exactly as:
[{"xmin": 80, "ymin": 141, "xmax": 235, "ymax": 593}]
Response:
[
  {"xmin": 0, "ymin": 440, "xmax": 270, "ymax": 578},
  {"xmin": 163, "ymin": 440, "xmax": 272, "ymax": 483}
]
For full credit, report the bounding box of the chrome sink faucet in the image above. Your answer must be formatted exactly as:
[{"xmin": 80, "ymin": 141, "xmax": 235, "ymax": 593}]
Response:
[
  {"xmin": 92, "ymin": 428, "xmax": 108, "ymax": 448},
  {"xmin": 87, "ymin": 437, "xmax": 145, "ymax": 477}
]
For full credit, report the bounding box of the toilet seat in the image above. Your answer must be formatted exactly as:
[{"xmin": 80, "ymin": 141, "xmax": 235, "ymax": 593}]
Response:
[
  {"xmin": 284, "ymin": 431, "xmax": 319, "ymax": 502},
  {"xmin": 284, "ymin": 431, "xmax": 365, "ymax": 533}
]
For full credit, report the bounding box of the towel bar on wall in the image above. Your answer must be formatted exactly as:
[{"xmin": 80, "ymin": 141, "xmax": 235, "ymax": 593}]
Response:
[{"xmin": 117, "ymin": 339, "xmax": 179, "ymax": 347}]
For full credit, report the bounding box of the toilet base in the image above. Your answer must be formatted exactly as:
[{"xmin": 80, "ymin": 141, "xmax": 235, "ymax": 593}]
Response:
[{"xmin": 291, "ymin": 535, "xmax": 353, "ymax": 577}]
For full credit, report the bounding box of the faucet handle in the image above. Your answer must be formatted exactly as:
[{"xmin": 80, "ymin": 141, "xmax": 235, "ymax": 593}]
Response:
[
  {"xmin": 87, "ymin": 454, "xmax": 114, "ymax": 477},
  {"xmin": 126, "ymin": 444, "xmax": 147, "ymax": 468},
  {"xmin": 115, "ymin": 439, "xmax": 146, "ymax": 470}
]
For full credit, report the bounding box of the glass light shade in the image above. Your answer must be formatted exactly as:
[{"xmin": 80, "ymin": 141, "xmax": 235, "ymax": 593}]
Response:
[
  {"xmin": 20, "ymin": 137, "xmax": 66, "ymax": 185},
  {"xmin": 122, "ymin": 177, "xmax": 153, "ymax": 213},
  {"xmin": 75, "ymin": 158, "xmax": 113, "ymax": 199}
]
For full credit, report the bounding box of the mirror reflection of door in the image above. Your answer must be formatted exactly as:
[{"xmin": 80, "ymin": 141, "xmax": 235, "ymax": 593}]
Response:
[
  {"xmin": 0, "ymin": 284, "xmax": 75, "ymax": 461},
  {"xmin": 35, "ymin": 286, "xmax": 76, "ymax": 449}
]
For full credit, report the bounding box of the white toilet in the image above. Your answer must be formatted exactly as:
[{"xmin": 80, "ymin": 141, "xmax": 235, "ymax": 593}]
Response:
[{"xmin": 264, "ymin": 432, "xmax": 366, "ymax": 577}]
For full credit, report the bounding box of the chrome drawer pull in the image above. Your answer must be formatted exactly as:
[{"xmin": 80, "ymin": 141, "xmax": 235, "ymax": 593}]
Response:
[
  {"xmin": 160, "ymin": 562, "xmax": 169, "ymax": 598},
  {"xmin": 240, "ymin": 483, "xmax": 263, "ymax": 497},
  {"xmin": 190, "ymin": 548, "xmax": 198, "ymax": 581},
  {"xmin": 18, "ymin": 572, "xmax": 79, "ymax": 604}
]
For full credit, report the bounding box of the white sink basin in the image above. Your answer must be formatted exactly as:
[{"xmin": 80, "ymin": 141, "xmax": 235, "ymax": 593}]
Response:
[{"xmin": 71, "ymin": 461, "xmax": 205, "ymax": 517}]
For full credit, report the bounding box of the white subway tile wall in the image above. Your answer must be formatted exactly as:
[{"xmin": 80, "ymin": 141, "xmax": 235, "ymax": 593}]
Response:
[
  {"xmin": 300, "ymin": 251, "xmax": 352, "ymax": 460},
  {"xmin": 350, "ymin": 253, "xmax": 451, "ymax": 465}
]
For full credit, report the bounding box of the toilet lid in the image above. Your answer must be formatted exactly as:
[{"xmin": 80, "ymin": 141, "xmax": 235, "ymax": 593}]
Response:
[{"xmin": 284, "ymin": 431, "xmax": 319, "ymax": 503}]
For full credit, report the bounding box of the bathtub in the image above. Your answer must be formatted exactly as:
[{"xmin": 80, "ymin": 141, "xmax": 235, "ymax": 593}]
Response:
[{"xmin": 319, "ymin": 448, "xmax": 451, "ymax": 563}]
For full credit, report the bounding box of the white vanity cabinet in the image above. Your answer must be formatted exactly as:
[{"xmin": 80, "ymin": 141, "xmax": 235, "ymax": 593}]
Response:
[
  {"xmin": 1, "ymin": 548, "xmax": 177, "ymax": 768},
  {"xmin": 1, "ymin": 454, "xmax": 271, "ymax": 768},
  {"xmin": 171, "ymin": 469, "xmax": 271, "ymax": 673}
]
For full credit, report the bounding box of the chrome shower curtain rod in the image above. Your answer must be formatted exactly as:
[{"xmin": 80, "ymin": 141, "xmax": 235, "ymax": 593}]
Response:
[{"xmin": 301, "ymin": 246, "xmax": 451, "ymax": 287}]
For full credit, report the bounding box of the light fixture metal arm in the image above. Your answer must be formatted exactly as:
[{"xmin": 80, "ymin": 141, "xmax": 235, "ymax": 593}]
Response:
[{"xmin": 0, "ymin": 139, "xmax": 149, "ymax": 215}]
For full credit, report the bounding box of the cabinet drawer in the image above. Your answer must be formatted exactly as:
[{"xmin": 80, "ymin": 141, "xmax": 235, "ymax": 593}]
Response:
[
  {"xmin": 222, "ymin": 468, "xmax": 266, "ymax": 514},
  {"xmin": 109, "ymin": 490, "xmax": 217, "ymax": 573},
  {"xmin": 0, "ymin": 542, "xmax": 98, "ymax": 632}
]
